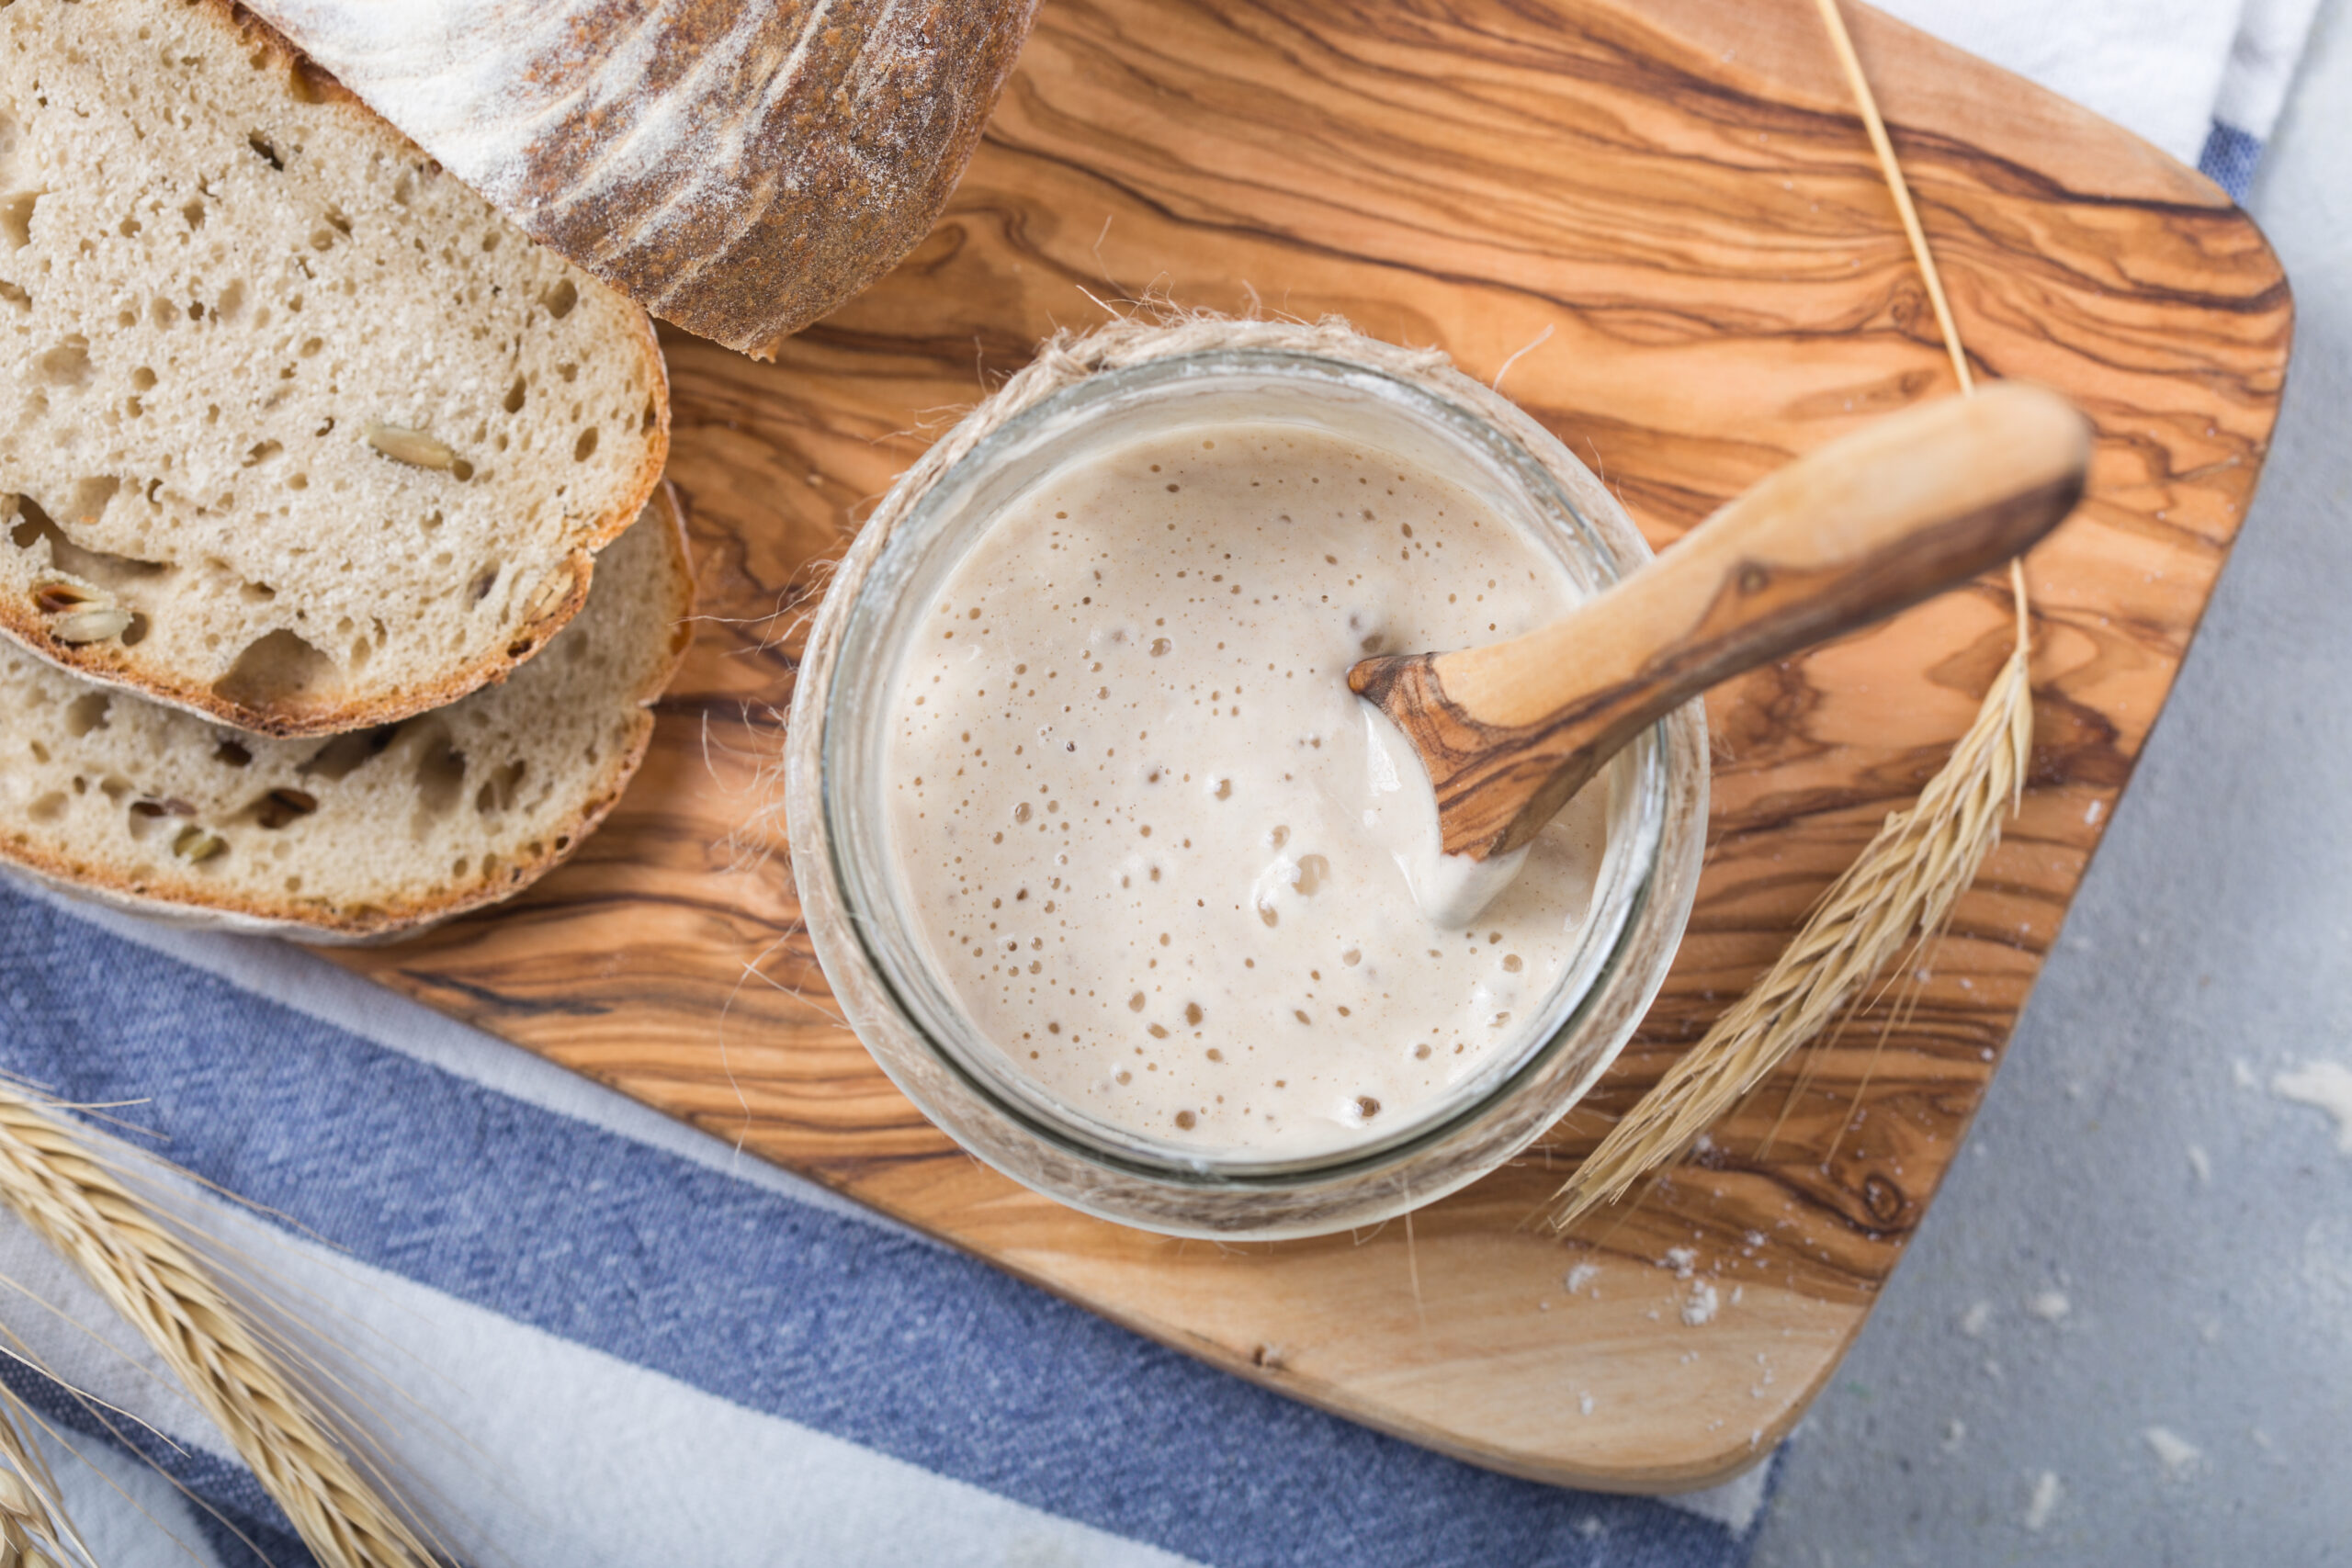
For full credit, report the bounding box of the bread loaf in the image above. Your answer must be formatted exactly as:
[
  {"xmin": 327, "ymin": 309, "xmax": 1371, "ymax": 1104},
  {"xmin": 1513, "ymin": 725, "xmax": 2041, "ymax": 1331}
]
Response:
[
  {"xmin": 243, "ymin": 0, "xmax": 1040, "ymax": 357},
  {"xmin": 0, "ymin": 490, "xmax": 694, "ymax": 942},
  {"xmin": 0, "ymin": 0, "xmax": 669, "ymax": 735}
]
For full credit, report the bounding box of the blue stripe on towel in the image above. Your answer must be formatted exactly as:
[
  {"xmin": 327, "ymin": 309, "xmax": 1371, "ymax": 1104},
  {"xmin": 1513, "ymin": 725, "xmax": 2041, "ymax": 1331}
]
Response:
[
  {"xmin": 2198, "ymin": 120, "xmax": 2264, "ymax": 200},
  {"xmin": 0, "ymin": 887, "xmax": 1751, "ymax": 1568}
]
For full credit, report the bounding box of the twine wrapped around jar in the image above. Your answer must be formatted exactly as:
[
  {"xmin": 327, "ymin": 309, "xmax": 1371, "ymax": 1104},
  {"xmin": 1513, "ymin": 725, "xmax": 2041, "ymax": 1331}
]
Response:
[{"xmin": 854, "ymin": 314, "xmax": 1453, "ymax": 550}]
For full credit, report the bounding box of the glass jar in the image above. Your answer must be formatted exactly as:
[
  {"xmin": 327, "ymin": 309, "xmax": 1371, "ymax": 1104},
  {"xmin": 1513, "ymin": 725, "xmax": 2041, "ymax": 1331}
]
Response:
[{"xmin": 786, "ymin": 325, "xmax": 1708, "ymax": 1239}]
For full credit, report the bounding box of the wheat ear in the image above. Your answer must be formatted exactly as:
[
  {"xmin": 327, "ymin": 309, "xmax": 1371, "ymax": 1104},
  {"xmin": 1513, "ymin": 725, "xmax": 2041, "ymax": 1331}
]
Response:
[
  {"xmin": 0, "ymin": 1086, "xmax": 435, "ymax": 1567},
  {"xmin": 1545, "ymin": 0, "xmax": 2038, "ymax": 1228}
]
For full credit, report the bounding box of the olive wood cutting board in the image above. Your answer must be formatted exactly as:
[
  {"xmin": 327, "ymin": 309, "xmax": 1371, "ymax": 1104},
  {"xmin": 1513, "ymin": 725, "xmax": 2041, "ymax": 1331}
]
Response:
[{"xmin": 329, "ymin": 0, "xmax": 2290, "ymax": 1492}]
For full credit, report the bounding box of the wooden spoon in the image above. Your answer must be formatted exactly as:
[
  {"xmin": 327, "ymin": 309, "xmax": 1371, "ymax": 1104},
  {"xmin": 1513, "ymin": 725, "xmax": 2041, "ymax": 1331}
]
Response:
[{"xmin": 1350, "ymin": 382, "xmax": 2090, "ymax": 867}]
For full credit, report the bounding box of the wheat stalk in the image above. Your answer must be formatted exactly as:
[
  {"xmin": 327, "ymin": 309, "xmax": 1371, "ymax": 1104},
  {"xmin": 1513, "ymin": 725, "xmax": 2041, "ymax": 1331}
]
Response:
[
  {"xmin": 1548, "ymin": 629, "xmax": 2030, "ymax": 1224},
  {"xmin": 1545, "ymin": 0, "xmax": 2039, "ymax": 1228},
  {"xmin": 0, "ymin": 1085, "xmax": 436, "ymax": 1567},
  {"xmin": 0, "ymin": 1383, "xmax": 91, "ymax": 1568}
]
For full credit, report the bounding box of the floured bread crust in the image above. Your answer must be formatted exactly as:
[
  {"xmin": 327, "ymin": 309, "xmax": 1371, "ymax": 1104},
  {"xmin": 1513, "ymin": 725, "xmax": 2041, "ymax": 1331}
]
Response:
[
  {"xmin": 0, "ymin": 0, "xmax": 669, "ymax": 735},
  {"xmin": 243, "ymin": 0, "xmax": 1041, "ymax": 357},
  {"xmin": 0, "ymin": 488, "xmax": 695, "ymax": 942}
]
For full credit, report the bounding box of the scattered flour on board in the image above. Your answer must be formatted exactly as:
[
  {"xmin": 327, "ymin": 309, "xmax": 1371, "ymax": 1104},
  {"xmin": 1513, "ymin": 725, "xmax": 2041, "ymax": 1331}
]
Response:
[
  {"xmin": 2144, "ymin": 1426, "xmax": 2203, "ymax": 1479},
  {"xmin": 2027, "ymin": 1290, "xmax": 2071, "ymax": 1323},
  {"xmin": 2023, "ymin": 1471, "xmax": 2063, "ymax": 1531},
  {"xmin": 2272, "ymin": 1060, "xmax": 2352, "ymax": 1151},
  {"xmin": 1663, "ymin": 1247, "xmax": 1698, "ymax": 1279},
  {"xmin": 1564, "ymin": 1262, "xmax": 1600, "ymax": 1295},
  {"xmin": 1578, "ymin": 1393, "xmax": 1596, "ymax": 1416},
  {"xmin": 1682, "ymin": 1281, "xmax": 1720, "ymax": 1327}
]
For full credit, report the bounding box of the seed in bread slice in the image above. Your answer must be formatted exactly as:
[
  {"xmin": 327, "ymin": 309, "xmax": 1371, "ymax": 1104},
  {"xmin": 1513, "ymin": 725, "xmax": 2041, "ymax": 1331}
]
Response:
[
  {"xmin": 0, "ymin": 0, "xmax": 669, "ymax": 736},
  {"xmin": 0, "ymin": 488, "xmax": 694, "ymax": 942}
]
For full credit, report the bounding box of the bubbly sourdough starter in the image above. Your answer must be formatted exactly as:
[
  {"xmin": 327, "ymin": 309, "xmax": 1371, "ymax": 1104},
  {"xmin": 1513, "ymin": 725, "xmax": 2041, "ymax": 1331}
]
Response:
[{"xmin": 885, "ymin": 423, "xmax": 1608, "ymax": 1158}]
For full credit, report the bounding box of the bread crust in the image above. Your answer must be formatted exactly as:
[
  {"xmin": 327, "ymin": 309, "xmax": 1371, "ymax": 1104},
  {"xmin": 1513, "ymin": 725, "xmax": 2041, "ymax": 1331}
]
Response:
[
  {"xmin": 243, "ymin": 0, "xmax": 1041, "ymax": 357},
  {"xmin": 0, "ymin": 485, "xmax": 697, "ymax": 943},
  {"xmin": 0, "ymin": 0, "xmax": 673, "ymax": 737}
]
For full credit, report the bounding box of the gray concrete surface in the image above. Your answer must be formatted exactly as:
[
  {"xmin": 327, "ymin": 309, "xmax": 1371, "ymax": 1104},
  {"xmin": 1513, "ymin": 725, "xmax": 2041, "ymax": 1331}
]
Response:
[{"xmin": 1752, "ymin": 5, "xmax": 2352, "ymax": 1564}]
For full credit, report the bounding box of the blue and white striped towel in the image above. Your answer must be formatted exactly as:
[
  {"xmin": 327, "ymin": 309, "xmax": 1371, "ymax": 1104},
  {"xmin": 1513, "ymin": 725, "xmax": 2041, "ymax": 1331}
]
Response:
[
  {"xmin": 0, "ymin": 885, "xmax": 1773, "ymax": 1566},
  {"xmin": 0, "ymin": 5, "xmax": 2312, "ymax": 1563}
]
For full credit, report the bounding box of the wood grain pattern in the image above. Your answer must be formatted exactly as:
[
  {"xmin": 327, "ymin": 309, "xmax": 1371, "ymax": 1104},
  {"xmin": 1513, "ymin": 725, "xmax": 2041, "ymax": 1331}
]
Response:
[
  {"xmin": 1352, "ymin": 384, "xmax": 2088, "ymax": 860},
  {"xmin": 325, "ymin": 0, "xmax": 2289, "ymax": 1492}
]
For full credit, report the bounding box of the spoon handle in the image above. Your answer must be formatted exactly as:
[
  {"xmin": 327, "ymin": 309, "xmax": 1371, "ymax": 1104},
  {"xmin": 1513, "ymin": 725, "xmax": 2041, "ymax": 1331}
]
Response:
[{"xmin": 1351, "ymin": 381, "xmax": 2090, "ymax": 860}]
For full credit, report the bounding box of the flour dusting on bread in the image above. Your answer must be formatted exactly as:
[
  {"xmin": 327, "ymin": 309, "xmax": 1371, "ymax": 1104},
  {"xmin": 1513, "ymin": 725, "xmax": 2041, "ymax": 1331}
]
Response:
[{"xmin": 244, "ymin": 0, "xmax": 1039, "ymax": 355}]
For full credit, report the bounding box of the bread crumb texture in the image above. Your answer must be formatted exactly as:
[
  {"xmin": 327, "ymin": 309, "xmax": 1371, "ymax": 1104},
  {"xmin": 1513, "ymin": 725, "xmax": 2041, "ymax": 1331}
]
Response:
[
  {"xmin": 0, "ymin": 495, "xmax": 692, "ymax": 939},
  {"xmin": 0, "ymin": 0, "xmax": 666, "ymax": 733}
]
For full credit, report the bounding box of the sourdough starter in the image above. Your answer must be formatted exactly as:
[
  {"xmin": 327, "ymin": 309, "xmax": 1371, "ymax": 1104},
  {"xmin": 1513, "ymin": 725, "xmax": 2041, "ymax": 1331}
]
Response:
[{"xmin": 884, "ymin": 423, "xmax": 1608, "ymax": 1158}]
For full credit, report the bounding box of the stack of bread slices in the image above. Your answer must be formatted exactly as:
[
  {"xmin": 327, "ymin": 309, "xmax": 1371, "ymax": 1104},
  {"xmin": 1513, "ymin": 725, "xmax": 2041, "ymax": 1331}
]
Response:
[{"xmin": 0, "ymin": 0, "xmax": 693, "ymax": 941}]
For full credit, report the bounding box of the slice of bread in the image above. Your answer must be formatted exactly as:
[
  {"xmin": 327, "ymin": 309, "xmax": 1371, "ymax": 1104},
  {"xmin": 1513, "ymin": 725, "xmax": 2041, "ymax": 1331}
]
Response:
[
  {"xmin": 0, "ymin": 0, "xmax": 669, "ymax": 736},
  {"xmin": 0, "ymin": 488, "xmax": 694, "ymax": 942}
]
